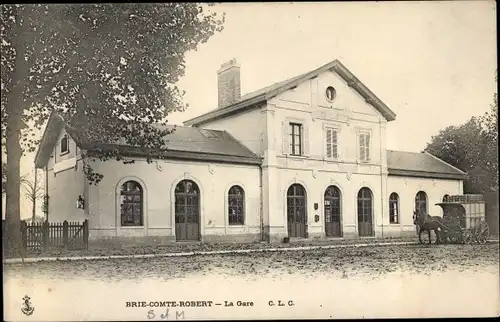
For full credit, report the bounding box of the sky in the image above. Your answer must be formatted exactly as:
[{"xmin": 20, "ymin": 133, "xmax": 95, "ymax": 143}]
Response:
[{"xmin": 10, "ymin": 1, "xmax": 498, "ymax": 219}]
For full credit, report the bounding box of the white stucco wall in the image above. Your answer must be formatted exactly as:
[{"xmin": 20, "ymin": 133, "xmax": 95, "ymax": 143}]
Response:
[
  {"xmin": 197, "ymin": 107, "xmax": 264, "ymax": 156},
  {"xmin": 269, "ymin": 69, "xmax": 387, "ymax": 166},
  {"xmin": 265, "ymin": 169, "xmax": 384, "ymax": 239},
  {"xmin": 45, "ymin": 128, "xmax": 86, "ymax": 223},
  {"xmin": 261, "ymin": 170, "xmax": 464, "ymax": 241},
  {"xmin": 85, "ymin": 158, "xmax": 261, "ymax": 242},
  {"xmin": 387, "ymin": 175, "xmax": 464, "ymax": 221},
  {"xmin": 260, "ymin": 69, "xmax": 392, "ymax": 241}
]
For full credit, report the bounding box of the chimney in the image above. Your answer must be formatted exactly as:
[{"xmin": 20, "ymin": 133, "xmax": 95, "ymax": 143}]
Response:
[{"xmin": 217, "ymin": 59, "xmax": 241, "ymax": 108}]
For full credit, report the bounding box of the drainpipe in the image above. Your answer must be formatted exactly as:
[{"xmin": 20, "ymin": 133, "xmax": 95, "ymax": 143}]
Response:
[
  {"xmin": 45, "ymin": 165, "xmax": 49, "ymax": 222},
  {"xmin": 259, "ymin": 165, "xmax": 264, "ymax": 242},
  {"xmin": 32, "ymin": 167, "xmax": 37, "ymax": 222},
  {"xmin": 379, "ymin": 122, "xmax": 384, "ymax": 239}
]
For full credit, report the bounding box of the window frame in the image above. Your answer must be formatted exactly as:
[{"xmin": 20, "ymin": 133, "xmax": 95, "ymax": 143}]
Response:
[
  {"xmin": 325, "ymin": 126, "xmax": 339, "ymax": 160},
  {"xmin": 289, "ymin": 122, "xmax": 303, "ymax": 156},
  {"xmin": 228, "ymin": 185, "xmax": 245, "ymax": 226},
  {"xmin": 358, "ymin": 132, "xmax": 371, "ymax": 163},
  {"xmin": 357, "ymin": 187, "xmax": 373, "ymax": 225},
  {"xmin": 120, "ymin": 180, "xmax": 144, "ymax": 227},
  {"xmin": 389, "ymin": 193, "xmax": 399, "ymax": 224},
  {"xmin": 325, "ymin": 86, "xmax": 336, "ymax": 102},
  {"xmin": 324, "ymin": 185, "xmax": 342, "ymax": 225},
  {"xmin": 415, "ymin": 191, "xmax": 428, "ymax": 215},
  {"xmin": 60, "ymin": 135, "xmax": 69, "ymax": 155}
]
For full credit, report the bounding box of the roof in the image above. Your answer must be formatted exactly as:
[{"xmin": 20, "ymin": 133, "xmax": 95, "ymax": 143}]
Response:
[
  {"xmin": 184, "ymin": 59, "xmax": 397, "ymax": 126},
  {"xmin": 34, "ymin": 113, "xmax": 66, "ymax": 168},
  {"xmin": 387, "ymin": 150, "xmax": 468, "ymax": 180},
  {"xmin": 34, "ymin": 114, "xmax": 262, "ymax": 168}
]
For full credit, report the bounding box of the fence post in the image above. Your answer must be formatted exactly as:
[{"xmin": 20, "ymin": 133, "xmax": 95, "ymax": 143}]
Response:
[
  {"xmin": 83, "ymin": 219, "xmax": 89, "ymax": 250},
  {"xmin": 63, "ymin": 220, "xmax": 69, "ymax": 249},
  {"xmin": 43, "ymin": 221, "xmax": 49, "ymax": 252},
  {"xmin": 20, "ymin": 221, "xmax": 27, "ymax": 252}
]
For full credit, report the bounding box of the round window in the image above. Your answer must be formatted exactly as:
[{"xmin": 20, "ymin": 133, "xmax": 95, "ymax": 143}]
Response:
[{"xmin": 326, "ymin": 86, "xmax": 336, "ymax": 102}]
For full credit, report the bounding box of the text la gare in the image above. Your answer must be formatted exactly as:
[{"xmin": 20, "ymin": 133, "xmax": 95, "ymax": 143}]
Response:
[{"xmin": 224, "ymin": 300, "xmax": 254, "ymax": 307}]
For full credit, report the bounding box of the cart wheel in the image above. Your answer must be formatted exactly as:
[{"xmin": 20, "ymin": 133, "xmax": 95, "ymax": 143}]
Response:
[
  {"xmin": 464, "ymin": 232, "xmax": 473, "ymax": 244},
  {"xmin": 448, "ymin": 234, "xmax": 464, "ymax": 244},
  {"xmin": 475, "ymin": 222, "xmax": 490, "ymax": 244}
]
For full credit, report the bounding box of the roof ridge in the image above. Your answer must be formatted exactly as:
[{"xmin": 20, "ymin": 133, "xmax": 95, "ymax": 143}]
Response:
[
  {"xmin": 388, "ymin": 149, "xmax": 425, "ymax": 154},
  {"xmin": 184, "ymin": 58, "xmax": 397, "ymax": 126}
]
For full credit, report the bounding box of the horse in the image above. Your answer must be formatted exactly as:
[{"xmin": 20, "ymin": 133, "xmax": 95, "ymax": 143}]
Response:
[{"xmin": 413, "ymin": 210, "xmax": 447, "ymax": 245}]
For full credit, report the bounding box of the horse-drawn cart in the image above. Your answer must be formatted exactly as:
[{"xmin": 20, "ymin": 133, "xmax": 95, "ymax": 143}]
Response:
[{"xmin": 435, "ymin": 194, "xmax": 490, "ymax": 244}]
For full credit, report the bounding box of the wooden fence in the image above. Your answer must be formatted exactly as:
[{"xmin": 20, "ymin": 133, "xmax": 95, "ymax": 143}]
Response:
[{"xmin": 3, "ymin": 219, "xmax": 89, "ymax": 253}]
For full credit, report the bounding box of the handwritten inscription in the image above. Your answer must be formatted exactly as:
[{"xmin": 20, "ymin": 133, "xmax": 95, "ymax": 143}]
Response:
[
  {"xmin": 147, "ymin": 309, "xmax": 185, "ymax": 320},
  {"xmin": 129, "ymin": 299, "xmax": 295, "ymax": 320}
]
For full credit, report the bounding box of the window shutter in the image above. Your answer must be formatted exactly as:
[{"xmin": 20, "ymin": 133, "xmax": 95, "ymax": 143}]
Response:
[
  {"xmin": 326, "ymin": 128, "xmax": 338, "ymax": 159},
  {"xmin": 359, "ymin": 134, "xmax": 365, "ymax": 161},
  {"xmin": 282, "ymin": 121, "xmax": 289, "ymax": 155},
  {"xmin": 302, "ymin": 124, "xmax": 309, "ymax": 156},
  {"xmin": 332, "ymin": 129, "xmax": 338, "ymax": 159},
  {"xmin": 365, "ymin": 134, "xmax": 370, "ymax": 161},
  {"xmin": 326, "ymin": 128, "xmax": 332, "ymax": 158}
]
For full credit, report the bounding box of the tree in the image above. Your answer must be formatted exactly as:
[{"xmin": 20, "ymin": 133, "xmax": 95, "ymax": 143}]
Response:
[
  {"xmin": 478, "ymin": 73, "xmax": 498, "ymax": 193},
  {"xmin": 424, "ymin": 117, "xmax": 488, "ymax": 193},
  {"xmin": 2, "ymin": 162, "xmax": 27, "ymax": 194},
  {"xmin": 21, "ymin": 169, "xmax": 43, "ymax": 222},
  {"xmin": 424, "ymin": 70, "xmax": 498, "ymax": 235},
  {"xmin": 1, "ymin": 161, "xmax": 6, "ymax": 194},
  {"xmin": 425, "ymin": 70, "xmax": 498, "ymax": 195},
  {"xmin": 1, "ymin": 4, "xmax": 225, "ymax": 255}
]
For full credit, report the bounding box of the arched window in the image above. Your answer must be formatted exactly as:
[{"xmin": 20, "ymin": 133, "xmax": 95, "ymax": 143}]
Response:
[
  {"xmin": 389, "ymin": 193, "xmax": 399, "ymax": 224},
  {"xmin": 415, "ymin": 191, "xmax": 428, "ymax": 215},
  {"xmin": 228, "ymin": 185, "xmax": 245, "ymax": 225},
  {"xmin": 442, "ymin": 194, "xmax": 450, "ymax": 202},
  {"xmin": 60, "ymin": 135, "xmax": 69, "ymax": 154},
  {"xmin": 175, "ymin": 180, "xmax": 199, "ymax": 195},
  {"xmin": 120, "ymin": 180, "xmax": 143, "ymax": 226}
]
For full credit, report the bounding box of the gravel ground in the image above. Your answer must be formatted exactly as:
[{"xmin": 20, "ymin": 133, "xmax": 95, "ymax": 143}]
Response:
[
  {"xmin": 4, "ymin": 242, "xmax": 499, "ymax": 282},
  {"xmin": 5, "ymin": 236, "xmax": 421, "ymax": 259},
  {"xmin": 4, "ymin": 243, "xmax": 499, "ymax": 320}
]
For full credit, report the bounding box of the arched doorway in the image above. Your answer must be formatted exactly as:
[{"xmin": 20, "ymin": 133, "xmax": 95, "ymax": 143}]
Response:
[
  {"xmin": 415, "ymin": 191, "xmax": 428, "ymax": 215},
  {"xmin": 324, "ymin": 185, "xmax": 342, "ymax": 237},
  {"xmin": 357, "ymin": 187, "xmax": 374, "ymax": 236},
  {"xmin": 175, "ymin": 180, "xmax": 200, "ymax": 241},
  {"xmin": 287, "ymin": 184, "xmax": 307, "ymax": 238}
]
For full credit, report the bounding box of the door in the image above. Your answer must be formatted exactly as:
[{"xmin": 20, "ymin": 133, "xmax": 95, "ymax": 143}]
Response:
[
  {"xmin": 324, "ymin": 185, "xmax": 342, "ymax": 237},
  {"xmin": 287, "ymin": 184, "xmax": 307, "ymax": 238},
  {"xmin": 175, "ymin": 180, "xmax": 200, "ymax": 241},
  {"xmin": 357, "ymin": 187, "xmax": 374, "ymax": 237}
]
